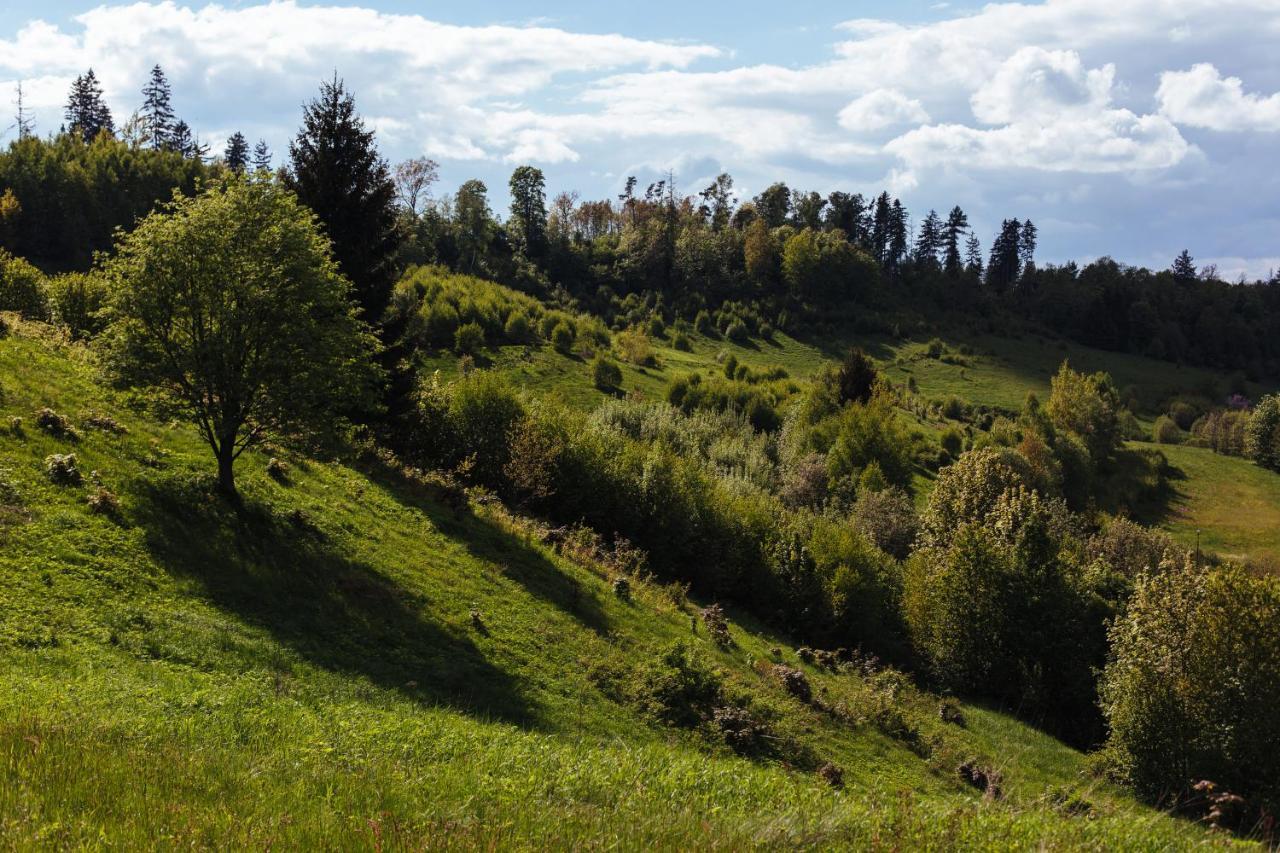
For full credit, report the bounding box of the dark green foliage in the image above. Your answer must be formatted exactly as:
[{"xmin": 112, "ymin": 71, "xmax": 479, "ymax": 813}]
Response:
[
  {"xmin": 837, "ymin": 348, "xmax": 878, "ymax": 406},
  {"xmin": 224, "ymin": 132, "xmax": 250, "ymax": 172},
  {"xmin": 64, "ymin": 69, "xmax": 113, "ymax": 144},
  {"xmin": 0, "ymin": 135, "xmax": 210, "ymax": 269},
  {"xmin": 1152, "ymin": 415, "xmax": 1182, "ymax": 445},
  {"xmin": 454, "ymin": 322, "xmax": 484, "ymax": 355},
  {"xmin": 47, "ymin": 272, "xmax": 109, "ymax": 338},
  {"xmin": 551, "ymin": 321, "xmax": 575, "ymax": 355},
  {"xmin": 592, "ymin": 355, "xmax": 622, "ymax": 392},
  {"xmin": 0, "ymin": 250, "xmax": 47, "ymax": 318},
  {"xmin": 287, "ymin": 76, "xmax": 398, "ymax": 323},
  {"xmin": 632, "ymin": 643, "xmax": 725, "ymax": 728}
]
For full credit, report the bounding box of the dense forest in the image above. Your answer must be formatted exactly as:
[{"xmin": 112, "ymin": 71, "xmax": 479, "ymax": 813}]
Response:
[{"xmin": 2, "ymin": 65, "xmax": 1279, "ymax": 842}]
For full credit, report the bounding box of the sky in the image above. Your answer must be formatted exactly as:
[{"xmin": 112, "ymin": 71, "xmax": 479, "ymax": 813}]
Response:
[{"xmin": 1, "ymin": 1, "xmax": 1278, "ymax": 279}]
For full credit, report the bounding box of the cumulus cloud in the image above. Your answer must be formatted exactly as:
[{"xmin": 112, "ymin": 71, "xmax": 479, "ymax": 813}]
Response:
[
  {"xmin": 837, "ymin": 90, "xmax": 929, "ymax": 132},
  {"xmin": 1157, "ymin": 63, "xmax": 1280, "ymax": 131},
  {"xmin": 970, "ymin": 48, "xmax": 1114, "ymax": 124}
]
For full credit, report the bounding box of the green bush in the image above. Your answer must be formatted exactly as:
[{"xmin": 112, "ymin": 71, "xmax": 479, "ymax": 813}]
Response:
[
  {"xmin": 0, "ymin": 249, "xmax": 48, "ymax": 319},
  {"xmin": 48, "ymin": 272, "xmax": 110, "ymax": 338},
  {"xmin": 693, "ymin": 310, "xmax": 713, "ymax": 335},
  {"xmin": 454, "ymin": 321, "xmax": 485, "ymax": 355},
  {"xmin": 926, "ymin": 338, "xmax": 944, "ymax": 359},
  {"xmin": 443, "ymin": 371, "xmax": 524, "ymax": 486},
  {"xmin": 592, "ymin": 355, "xmax": 622, "ymax": 391},
  {"xmin": 918, "ymin": 448, "xmax": 1034, "ymax": 549},
  {"xmin": 550, "ymin": 321, "xmax": 575, "ymax": 355},
  {"xmin": 647, "ymin": 315, "xmax": 666, "ymax": 339},
  {"xmin": 725, "ymin": 320, "xmax": 749, "ymax": 344},
  {"xmin": 827, "ymin": 393, "xmax": 913, "ymax": 492},
  {"xmin": 940, "ymin": 427, "xmax": 965, "ymax": 459},
  {"xmin": 503, "ymin": 311, "xmax": 533, "ymax": 343},
  {"xmin": 1246, "ymin": 394, "xmax": 1280, "ymax": 471},
  {"xmin": 1100, "ymin": 564, "xmax": 1280, "ymax": 810},
  {"xmin": 672, "ymin": 331, "xmax": 692, "ymax": 352},
  {"xmin": 1151, "ymin": 415, "xmax": 1182, "ymax": 445},
  {"xmin": 631, "ymin": 643, "xmax": 725, "ymax": 728}
]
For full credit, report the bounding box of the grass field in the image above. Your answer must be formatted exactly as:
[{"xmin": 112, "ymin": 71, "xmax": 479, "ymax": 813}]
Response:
[
  {"xmin": 1133, "ymin": 441, "xmax": 1280, "ymax": 566},
  {"xmin": 0, "ymin": 320, "xmax": 1238, "ymax": 848}
]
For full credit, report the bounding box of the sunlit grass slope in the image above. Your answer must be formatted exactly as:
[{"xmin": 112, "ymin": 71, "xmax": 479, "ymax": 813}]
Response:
[{"xmin": 0, "ymin": 320, "xmax": 1234, "ymax": 848}]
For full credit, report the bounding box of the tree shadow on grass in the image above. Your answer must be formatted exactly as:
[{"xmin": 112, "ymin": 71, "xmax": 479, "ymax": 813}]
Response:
[
  {"xmin": 131, "ymin": 475, "xmax": 537, "ymax": 727},
  {"xmin": 360, "ymin": 463, "xmax": 612, "ymax": 637}
]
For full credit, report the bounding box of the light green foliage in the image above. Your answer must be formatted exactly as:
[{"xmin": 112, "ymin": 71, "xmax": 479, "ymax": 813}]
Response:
[
  {"xmin": 454, "ymin": 320, "xmax": 484, "ymax": 355},
  {"xmin": 101, "ymin": 176, "xmax": 378, "ymax": 495},
  {"xmin": 0, "ymin": 249, "xmax": 47, "ymax": 318},
  {"xmin": 1046, "ymin": 362, "xmax": 1121, "ymax": 462},
  {"xmin": 781, "ymin": 228, "xmax": 875, "ymax": 304},
  {"xmin": 1246, "ymin": 394, "xmax": 1280, "ymax": 471},
  {"xmin": 1151, "ymin": 414, "xmax": 1182, "ymax": 445},
  {"xmin": 550, "ymin": 320, "xmax": 575, "ymax": 355},
  {"xmin": 47, "ymin": 271, "xmax": 110, "ymax": 338},
  {"xmin": 1101, "ymin": 564, "xmax": 1280, "ymax": 809},
  {"xmin": 591, "ymin": 354, "xmax": 622, "ymax": 391},
  {"xmin": 827, "ymin": 393, "xmax": 913, "ymax": 491},
  {"xmin": 918, "ymin": 448, "xmax": 1035, "ymax": 549}
]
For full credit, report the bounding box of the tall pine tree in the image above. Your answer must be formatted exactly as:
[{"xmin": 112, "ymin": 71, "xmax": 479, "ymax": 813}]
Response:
[
  {"xmin": 251, "ymin": 139, "xmax": 272, "ymax": 172},
  {"xmin": 986, "ymin": 218, "xmax": 1022, "ymax": 294},
  {"xmin": 887, "ymin": 199, "xmax": 909, "ymax": 273},
  {"xmin": 508, "ymin": 165, "xmax": 548, "ymax": 258},
  {"xmin": 1172, "ymin": 249, "xmax": 1197, "ymax": 283},
  {"xmin": 871, "ymin": 192, "xmax": 892, "ymax": 265},
  {"xmin": 914, "ymin": 209, "xmax": 943, "ymax": 268},
  {"xmin": 141, "ymin": 64, "xmax": 174, "ymax": 150},
  {"xmin": 287, "ymin": 75, "xmax": 397, "ymax": 323},
  {"xmin": 965, "ymin": 233, "xmax": 984, "ymax": 277},
  {"xmin": 943, "ymin": 206, "xmax": 969, "ymax": 277},
  {"xmin": 224, "ymin": 132, "xmax": 249, "ymax": 172},
  {"xmin": 65, "ymin": 69, "xmax": 113, "ymax": 143},
  {"xmin": 1019, "ymin": 219, "xmax": 1038, "ymax": 279}
]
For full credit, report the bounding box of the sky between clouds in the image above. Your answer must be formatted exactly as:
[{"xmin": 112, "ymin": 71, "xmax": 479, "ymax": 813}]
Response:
[{"xmin": 0, "ymin": 0, "xmax": 1278, "ymax": 278}]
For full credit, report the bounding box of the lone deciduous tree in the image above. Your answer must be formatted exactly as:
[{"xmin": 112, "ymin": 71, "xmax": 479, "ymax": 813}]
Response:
[{"xmin": 103, "ymin": 177, "xmax": 379, "ymax": 497}]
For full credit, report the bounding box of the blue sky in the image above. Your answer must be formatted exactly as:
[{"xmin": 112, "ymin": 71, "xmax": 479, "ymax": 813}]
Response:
[{"xmin": 1, "ymin": 1, "xmax": 1278, "ymax": 278}]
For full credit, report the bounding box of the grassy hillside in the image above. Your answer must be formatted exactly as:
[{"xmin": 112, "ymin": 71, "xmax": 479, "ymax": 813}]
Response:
[{"xmin": 0, "ymin": 319, "xmax": 1237, "ymax": 847}]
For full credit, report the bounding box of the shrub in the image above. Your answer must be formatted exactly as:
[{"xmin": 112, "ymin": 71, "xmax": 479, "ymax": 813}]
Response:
[
  {"xmin": 724, "ymin": 319, "xmax": 750, "ymax": 343},
  {"xmin": 693, "ymin": 310, "xmax": 713, "ymax": 335},
  {"xmin": 713, "ymin": 705, "xmax": 771, "ymax": 755},
  {"xmin": 591, "ymin": 355, "xmax": 623, "ymax": 392},
  {"xmin": 700, "ymin": 603, "xmax": 732, "ymax": 647},
  {"xmin": 550, "ymin": 320, "xmax": 575, "ymax": 355},
  {"xmin": 837, "ymin": 348, "xmax": 878, "ymax": 406},
  {"xmin": 444, "ymin": 371, "xmax": 525, "ymax": 487},
  {"xmin": 612, "ymin": 576, "xmax": 631, "ymax": 601},
  {"xmin": 827, "ymin": 393, "xmax": 914, "ymax": 491},
  {"xmin": 818, "ymin": 762, "xmax": 845, "ymax": 788},
  {"xmin": 86, "ymin": 486, "xmax": 121, "ymax": 515},
  {"xmin": 918, "ymin": 448, "xmax": 1033, "ymax": 549},
  {"xmin": 852, "ymin": 487, "xmax": 918, "ymax": 560},
  {"xmin": 1046, "ymin": 362, "xmax": 1121, "ymax": 462},
  {"xmin": 1168, "ymin": 400, "xmax": 1199, "ymax": 431},
  {"xmin": 48, "ymin": 272, "xmax": 110, "ymax": 339},
  {"xmin": 1100, "ymin": 564, "xmax": 1280, "ymax": 810},
  {"xmin": 632, "ymin": 643, "xmax": 725, "ymax": 728},
  {"xmin": 779, "ymin": 453, "xmax": 828, "ymax": 509},
  {"xmin": 940, "ymin": 427, "xmax": 965, "ymax": 459},
  {"xmin": 45, "ymin": 453, "xmax": 82, "ymax": 486},
  {"xmin": 0, "ymin": 249, "xmax": 47, "ymax": 319},
  {"xmin": 614, "ymin": 327, "xmax": 653, "ymax": 366},
  {"xmin": 941, "ymin": 395, "xmax": 967, "ymax": 421},
  {"xmin": 771, "ymin": 664, "xmax": 812, "ymax": 703},
  {"xmin": 647, "ymin": 315, "xmax": 666, "ymax": 339},
  {"xmin": 34, "ymin": 407, "xmax": 77, "ymax": 440},
  {"xmin": 1152, "ymin": 415, "xmax": 1182, "ymax": 445},
  {"xmin": 454, "ymin": 321, "xmax": 484, "ymax": 355},
  {"xmin": 1246, "ymin": 394, "xmax": 1280, "ymax": 471},
  {"xmin": 672, "ymin": 331, "xmax": 692, "ymax": 351},
  {"xmin": 722, "ymin": 353, "xmax": 738, "ymax": 380},
  {"xmin": 83, "ymin": 412, "xmax": 127, "ymax": 435},
  {"xmin": 266, "ymin": 457, "xmax": 290, "ymax": 482},
  {"xmin": 926, "ymin": 338, "xmax": 945, "ymax": 359},
  {"xmin": 503, "ymin": 311, "xmax": 533, "ymax": 343}
]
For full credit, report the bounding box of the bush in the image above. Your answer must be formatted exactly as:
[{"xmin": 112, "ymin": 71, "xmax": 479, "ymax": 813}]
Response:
[
  {"xmin": 1152, "ymin": 415, "xmax": 1182, "ymax": 445},
  {"xmin": 724, "ymin": 320, "xmax": 750, "ymax": 344},
  {"xmin": 86, "ymin": 486, "xmax": 121, "ymax": 515},
  {"xmin": 940, "ymin": 427, "xmax": 965, "ymax": 459},
  {"xmin": 614, "ymin": 327, "xmax": 653, "ymax": 366},
  {"xmin": 693, "ymin": 310, "xmax": 713, "ymax": 335},
  {"xmin": 770, "ymin": 664, "xmax": 812, "ymax": 703},
  {"xmin": 827, "ymin": 393, "xmax": 914, "ymax": 491},
  {"xmin": 926, "ymin": 338, "xmax": 944, "ymax": 359},
  {"xmin": 918, "ymin": 448, "xmax": 1033, "ymax": 549},
  {"xmin": 632, "ymin": 643, "xmax": 725, "ymax": 728},
  {"xmin": 550, "ymin": 320, "xmax": 575, "ymax": 355},
  {"xmin": 941, "ymin": 395, "xmax": 967, "ymax": 421},
  {"xmin": 266, "ymin": 457, "xmax": 290, "ymax": 482},
  {"xmin": 503, "ymin": 311, "xmax": 533, "ymax": 343},
  {"xmin": 454, "ymin": 321, "xmax": 484, "ymax": 355},
  {"xmin": 1100, "ymin": 565, "xmax": 1280, "ymax": 810},
  {"xmin": 700, "ymin": 603, "xmax": 732, "ymax": 647},
  {"xmin": 45, "ymin": 453, "xmax": 82, "ymax": 486},
  {"xmin": 34, "ymin": 407, "xmax": 77, "ymax": 440},
  {"xmin": 852, "ymin": 487, "xmax": 918, "ymax": 560},
  {"xmin": 0, "ymin": 249, "xmax": 47, "ymax": 319},
  {"xmin": 837, "ymin": 348, "xmax": 878, "ymax": 405},
  {"xmin": 591, "ymin": 355, "xmax": 623, "ymax": 392},
  {"xmin": 672, "ymin": 331, "xmax": 692, "ymax": 351},
  {"xmin": 1246, "ymin": 394, "xmax": 1280, "ymax": 471},
  {"xmin": 48, "ymin": 272, "xmax": 109, "ymax": 338},
  {"xmin": 647, "ymin": 315, "xmax": 666, "ymax": 339},
  {"xmin": 443, "ymin": 371, "xmax": 524, "ymax": 487}
]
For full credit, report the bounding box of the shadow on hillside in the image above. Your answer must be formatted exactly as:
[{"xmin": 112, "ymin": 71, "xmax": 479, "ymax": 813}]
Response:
[
  {"xmin": 132, "ymin": 476, "xmax": 536, "ymax": 727},
  {"xmin": 1104, "ymin": 447, "xmax": 1186, "ymax": 528},
  {"xmin": 362, "ymin": 464, "xmax": 611, "ymax": 637}
]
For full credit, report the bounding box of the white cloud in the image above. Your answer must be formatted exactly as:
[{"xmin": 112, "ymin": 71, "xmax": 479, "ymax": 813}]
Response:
[
  {"xmin": 837, "ymin": 90, "xmax": 929, "ymax": 132},
  {"xmin": 970, "ymin": 48, "xmax": 1114, "ymax": 124},
  {"xmin": 1157, "ymin": 63, "xmax": 1280, "ymax": 131}
]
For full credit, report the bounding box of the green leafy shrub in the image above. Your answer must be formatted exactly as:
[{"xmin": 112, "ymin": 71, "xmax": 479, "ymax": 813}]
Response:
[
  {"xmin": 34, "ymin": 407, "xmax": 77, "ymax": 440},
  {"xmin": 852, "ymin": 487, "xmax": 918, "ymax": 560},
  {"xmin": 940, "ymin": 427, "xmax": 965, "ymax": 459},
  {"xmin": 591, "ymin": 355, "xmax": 623, "ymax": 391},
  {"xmin": 1246, "ymin": 394, "xmax": 1280, "ymax": 471},
  {"xmin": 0, "ymin": 249, "xmax": 48, "ymax": 319},
  {"xmin": 454, "ymin": 321, "xmax": 484, "ymax": 355},
  {"xmin": 926, "ymin": 338, "xmax": 944, "ymax": 359},
  {"xmin": 503, "ymin": 311, "xmax": 533, "ymax": 343},
  {"xmin": 724, "ymin": 320, "xmax": 749, "ymax": 343},
  {"xmin": 918, "ymin": 447, "xmax": 1033, "ymax": 549},
  {"xmin": 45, "ymin": 453, "xmax": 82, "ymax": 486},
  {"xmin": 1100, "ymin": 564, "xmax": 1280, "ymax": 811},
  {"xmin": 48, "ymin": 271, "xmax": 109, "ymax": 338},
  {"xmin": 672, "ymin": 331, "xmax": 692, "ymax": 351},
  {"xmin": 550, "ymin": 321, "xmax": 575, "ymax": 355},
  {"xmin": 1152, "ymin": 415, "xmax": 1182, "ymax": 445},
  {"xmin": 827, "ymin": 393, "xmax": 913, "ymax": 491},
  {"xmin": 632, "ymin": 643, "xmax": 725, "ymax": 728}
]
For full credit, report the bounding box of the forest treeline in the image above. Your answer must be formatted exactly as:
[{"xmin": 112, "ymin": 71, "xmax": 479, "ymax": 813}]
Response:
[{"xmin": 2, "ymin": 65, "xmax": 1280, "ymax": 378}]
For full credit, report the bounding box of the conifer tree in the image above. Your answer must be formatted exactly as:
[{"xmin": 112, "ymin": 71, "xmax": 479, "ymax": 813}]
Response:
[
  {"xmin": 287, "ymin": 75, "xmax": 397, "ymax": 323},
  {"xmin": 251, "ymin": 139, "xmax": 272, "ymax": 172},
  {"xmin": 65, "ymin": 69, "xmax": 114, "ymax": 143},
  {"xmin": 986, "ymin": 218, "xmax": 1023, "ymax": 294},
  {"xmin": 871, "ymin": 192, "xmax": 892, "ymax": 265},
  {"xmin": 915, "ymin": 209, "xmax": 943, "ymax": 267},
  {"xmin": 1172, "ymin": 249, "xmax": 1197, "ymax": 283},
  {"xmin": 13, "ymin": 82, "xmax": 35, "ymax": 140},
  {"xmin": 943, "ymin": 206, "xmax": 969, "ymax": 276},
  {"xmin": 825, "ymin": 191, "xmax": 867, "ymax": 245},
  {"xmin": 965, "ymin": 233, "xmax": 984, "ymax": 277},
  {"xmin": 140, "ymin": 64, "xmax": 174, "ymax": 150},
  {"xmin": 887, "ymin": 199, "xmax": 909, "ymax": 273},
  {"xmin": 1019, "ymin": 219, "xmax": 1038, "ymax": 277},
  {"xmin": 224, "ymin": 132, "xmax": 249, "ymax": 172}
]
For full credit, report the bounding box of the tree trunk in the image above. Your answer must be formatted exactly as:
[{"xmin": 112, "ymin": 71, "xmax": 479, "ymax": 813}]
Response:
[{"xmin": 216, "ymin": 440, "xmax": 238, "ymax": 499}]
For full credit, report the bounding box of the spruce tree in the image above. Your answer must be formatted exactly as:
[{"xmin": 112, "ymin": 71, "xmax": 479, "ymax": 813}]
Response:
[
  {"xmin": 915, "ymin": 209, "xmax": 943, "ymax": 267},
  {"xmin": 287, "ymin": 75, "xmax": 397, "ymax": 323},
  {"xmin": 251, "ymin": 139, "xmax": 272, "ymax": 172},
  {"xmin": 224, "ymin": 132, "xmax": 249, "ymax": 172},
  {"xmin": 986, "ymin": 218, "xmax": 1022, "ymax": 294},
  {"xmin": 65, "ymin": 69, "xmax": 114, "ymax": 143},
  {"xmin": 1172, "ymin": 250, "xmax": 1197, "ymax": 283},
  {"xmin": 943, "ymin": 206, "xmax": 969, "ymax": 276},
  {"xmin": 965, "ymin": 233, "xmax": 984, "ymax": 277},
  {"xmin": 871, "ymin": 192, "xmax": 892, "ymax": 265},
  {"xmin": 141, "ymin": 64, "xmax": 174, "ymax": 150},
  {"xmin": 887, "ymin": 199, "xmax": 909, "ymax": 273},
  {"xmin": 825, "ymin": 191, "xmax": 867, "ymax": 245},
  {"xmin": 1019, "ymin": 219, "xmax": 1038, "ymax": 277}
]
